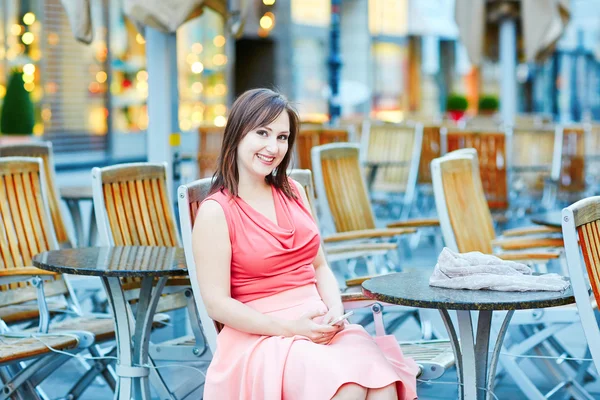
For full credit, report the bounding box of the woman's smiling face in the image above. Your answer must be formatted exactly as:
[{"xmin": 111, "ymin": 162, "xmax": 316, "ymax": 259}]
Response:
[{"xmin": 236, "ymin": 111, "xmax": 290, "ymax": 181}]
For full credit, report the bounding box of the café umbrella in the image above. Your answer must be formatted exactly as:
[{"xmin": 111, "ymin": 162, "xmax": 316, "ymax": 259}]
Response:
[{"xmin": 61, "ymin": 0, "xmax": 247, "ymax": 44}]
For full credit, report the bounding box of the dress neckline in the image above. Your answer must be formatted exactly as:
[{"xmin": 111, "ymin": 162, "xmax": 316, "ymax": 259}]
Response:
[{"xmin": 234, "ymin": 185, "xmax": 294, "ymax": 234}]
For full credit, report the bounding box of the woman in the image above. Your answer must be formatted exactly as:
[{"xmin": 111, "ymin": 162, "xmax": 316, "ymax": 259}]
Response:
[{"xmin": 192, "ymin": 88, "xmax": 418, "ymax": 400}]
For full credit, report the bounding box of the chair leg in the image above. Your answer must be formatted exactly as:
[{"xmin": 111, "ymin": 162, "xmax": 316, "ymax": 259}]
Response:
[
  {"xmin": 0, "ymin": 355, "xmax": 68, "ymax": 400},
  {"xmin": 64, "ymin": 346, "xmax": 118, "ymax": 399},
  {"xmin": 0, "ymin": 366, "xmax": 44, "ymax": 400}
]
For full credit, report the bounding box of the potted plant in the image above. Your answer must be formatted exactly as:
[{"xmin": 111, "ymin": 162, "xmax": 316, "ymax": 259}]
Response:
[
  {"xmin": 446, "ymin": 94, "xmax": 468, "ymax": 122},
  {"xmin": 1, "ymin": 69, "xmax": 35, "ymax": 135},
  {"xmin": 478, "ymin": 94, "xmax": 499, "ymax": 115}
]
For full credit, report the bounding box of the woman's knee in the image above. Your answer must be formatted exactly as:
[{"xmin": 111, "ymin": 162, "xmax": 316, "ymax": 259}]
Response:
[{"xmin": 331, "ymin": 383, "xmax": 368, "ymax": 400}]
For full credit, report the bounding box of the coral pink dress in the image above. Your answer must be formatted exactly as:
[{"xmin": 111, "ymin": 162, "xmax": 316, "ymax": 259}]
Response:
[{"xmin": 201, "ymin": 181, "xmax": 418, "ymax": 400}]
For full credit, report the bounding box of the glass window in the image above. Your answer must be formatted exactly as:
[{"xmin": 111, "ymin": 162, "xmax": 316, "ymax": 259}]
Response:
[{"xmin": 177, "ymin": 8, "xmax": 227, "ymax": 131}]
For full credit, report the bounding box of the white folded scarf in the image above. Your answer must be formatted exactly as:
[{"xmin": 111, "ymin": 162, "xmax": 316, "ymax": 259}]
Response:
[{"xmin": 429, "ymin": 247, "xmax": 570, "ymax": 292}]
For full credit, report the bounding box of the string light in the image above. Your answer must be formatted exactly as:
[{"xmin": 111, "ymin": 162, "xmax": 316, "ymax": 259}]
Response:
[
  {"xmin": 22, "ymin": 32, "xmax": 35, "ymax": 45},
  {"xmin": 23, "ymin": 63, "xmax": 35, "ymax": 75},
  {"xmin": 192, "ymin": 82, "xmax": 203, "ymax": 94},
  {"xmin": 213, "ymin": 35, "xmax": 226, "ymax": 47},
  {"xmin": 10, "ymin": 24, "xmax": 22, "ymax": 35},
  {"xmin": 191, "ymin": 43, "xmax": 203, "ymax": 53},
  {"xmin": 191, "ymin": 62, "xmax": 204, "ymax": 74},
  {"xmin": 259, "ymin": 15, "xmax": 274, "ymax": 30},
  {"xmin": 136, "ymin": 70, "xmax": 148, "ymax": 81},
  {"xmin": 96, "ymin": 71, "xmax": 107, "ymax": 83},
  {"xmin": 214, "ymin": 116, "xmax": 226, "ymax": 127},
  {"xmin": 23, "ymin": 12, "xmax": 36, "ymax": 25}
]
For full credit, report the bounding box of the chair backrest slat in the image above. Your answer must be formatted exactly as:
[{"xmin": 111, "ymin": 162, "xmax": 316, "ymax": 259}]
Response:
[
  {"xmin": 432, "ymin": 149, "xmax": 495, "ymax": 253},
  {"xmin": 311, "ymin": 143, "xmax": 376, "ymax": 234},
  {"xmin": 0, "ymin": 143, "xmax": 71, "ymax": 247},
  {"xmin": 418, "ymin": 126, "xmax": 442, "ymax": 184},
  {"xmin": 137, "ymin": 180, "xmax": 159, "ymax": 245}
]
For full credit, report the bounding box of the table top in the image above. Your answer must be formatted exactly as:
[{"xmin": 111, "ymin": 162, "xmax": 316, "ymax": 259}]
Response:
[
  {"xmin": 33, "ymin": 246, "xmax": 187, "ymax": 277},
  {"xmin": 60, "ymin": 185, "xmax": 94, "ymax": 200},
  {"xmin": 530, "ymin": 211, "xmax": 563, "ymax": 228},
  {"xmin": 362, "ymin": 270, "xmax": 575, "ymax": 311}
]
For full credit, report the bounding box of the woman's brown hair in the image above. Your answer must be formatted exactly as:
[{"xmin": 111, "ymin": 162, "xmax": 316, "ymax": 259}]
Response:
[{"xmin": 210, "ymin": 88, "xmax": 299, "ymax": 198}]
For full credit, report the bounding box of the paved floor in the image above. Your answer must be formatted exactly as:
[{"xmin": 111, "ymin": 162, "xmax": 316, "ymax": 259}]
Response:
[{"xmin": 28, "ymin": 168, "xmax": 600, "ymax": 399}]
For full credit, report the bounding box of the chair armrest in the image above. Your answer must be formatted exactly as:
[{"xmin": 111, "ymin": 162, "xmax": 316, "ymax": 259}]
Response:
[
  {"xmin": 495, "ymin": 250, "xmax": 561, "ymax": 261},
  {"xmin": 326, "ymin": 243, "xmax": 397, "ymax": 254},
  {"xmin": 345, "ymin": 275, "xmax": 378, "ymax": 287},
  {"xmin": 323, "ymin": 228, "xmax": 416, "ymax": 243},
  {"xmin": 491, "ymin": 237, "xmax": 563, "ymax": 250},
  {"xmin": 501, "ymin": 226, "xmax": 562, "ymax": 237},
  {"xmin": 0, "ymin": 269, "xmax": 57, "ymax": 287},
  {"xmin": 386, "ymin": 218, "xmax": 439, "ymax": 228},
  {"xmin": 340, "ymin": 292, "xmax": 371, "ymax": 302}
]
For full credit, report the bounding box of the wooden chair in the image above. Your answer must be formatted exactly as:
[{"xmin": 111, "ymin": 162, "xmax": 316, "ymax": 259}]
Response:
[
  {"xmin": 197, "ymin": 125, "xmax": 225, "ymax": 178},
  {"xmin": 542, "ymin": 125, "xmax": 589, "ymax": 210},
  {"xmin": 562, "ymin": 196, "xmax": 600, "ymax": 379},
  {"xmin": 432, "ymin": 149, "xmax": 563, "ymax": 254},
  {"xmin": 0, "ymin": 157, "xmax": 121, "ymax": 399},
  {"xmin": 441, "ymin": 128, "xmax": 509, "ymax": 211},
  {"xmin": 360, "ymin": 121, "xmax": 425, "ymax": 219},
  {"xmin": 0, "ymin": 142, "xmax": 72, "ymax": 248},
  {"xmin": 311, "ymin": 143, "xmax": 440, "ymax": 277},
  {"xmin": 586, "ymin": 123, "xmax": 600, "ymax": 192},
  {"xmin": 177, "ymin": 173, "xmax": 454, "ymax": 384},
  {"xmin": 295, "ymin": 127, "xmax": 351, "ymax": 171},
  {"xmin": 509, "ymin": 126, "xmax": 557, "ymax": 213},
  {"xmin": 431, "ymin": 150, "xmax": 594, "ymax": 399},
  {"xmin": 91, "ymin": 162, "xmax": 207, "ymax": 398}
]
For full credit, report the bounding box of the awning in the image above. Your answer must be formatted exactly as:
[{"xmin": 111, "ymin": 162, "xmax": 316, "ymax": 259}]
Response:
[
  {"xmin": 61, "ymin": 0, "xmax": 247, "ymax": 45},
  {"xmin": 455, "ymin": 0, "xmax": 571, "ymax": 65}
]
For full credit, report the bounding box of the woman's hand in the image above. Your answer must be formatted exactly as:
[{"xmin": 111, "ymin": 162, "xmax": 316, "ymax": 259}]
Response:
[
  {"xmin": 286, "ymin": 309, "xmax": 340, "ymax": 344},
  {"xmin": 322, "ymin": 304, "xmax": 346, "ymax": 328}
]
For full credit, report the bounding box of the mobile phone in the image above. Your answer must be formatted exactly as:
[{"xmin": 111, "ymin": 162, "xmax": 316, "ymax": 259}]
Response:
[{"xmin": 328, "ymin": 310, "xmax": 354, "ymax": 326}]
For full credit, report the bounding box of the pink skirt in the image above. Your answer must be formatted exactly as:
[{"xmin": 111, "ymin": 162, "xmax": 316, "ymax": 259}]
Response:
[{"xmin": 203, "ymin": 284, "xmax": 419, "ymax": 400}]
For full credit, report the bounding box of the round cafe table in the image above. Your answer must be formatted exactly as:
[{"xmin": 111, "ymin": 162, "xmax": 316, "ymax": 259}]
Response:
[
  {"xmin": 33, "ymin": 246, "xmax": 187, "ymax": 400},
  {"xmin": 362, "ymin": 270, "xmax": 575, "ymax": 400}
]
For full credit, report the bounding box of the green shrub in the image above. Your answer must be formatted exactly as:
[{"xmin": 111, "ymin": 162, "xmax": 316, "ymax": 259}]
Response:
[
  {"xmin": 1, "ymin": 70, "xmax": 34, "ymax": 135},
  {"xmin": 478, "ymin": 95, "xmax": 499, "ymax": 112},
  {"xmin": 446, "ymin": 94, "xmax": 468, "ymax": 112}
]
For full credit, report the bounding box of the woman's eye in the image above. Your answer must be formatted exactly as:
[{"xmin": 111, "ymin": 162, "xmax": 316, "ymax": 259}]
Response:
[
  {"xmin": 278, "ymin": 135, "xmax": 289, "ymax": 141},
  {"xmin": 256, "ymin": 130, "xmax": 268, "ymax": 136}
]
